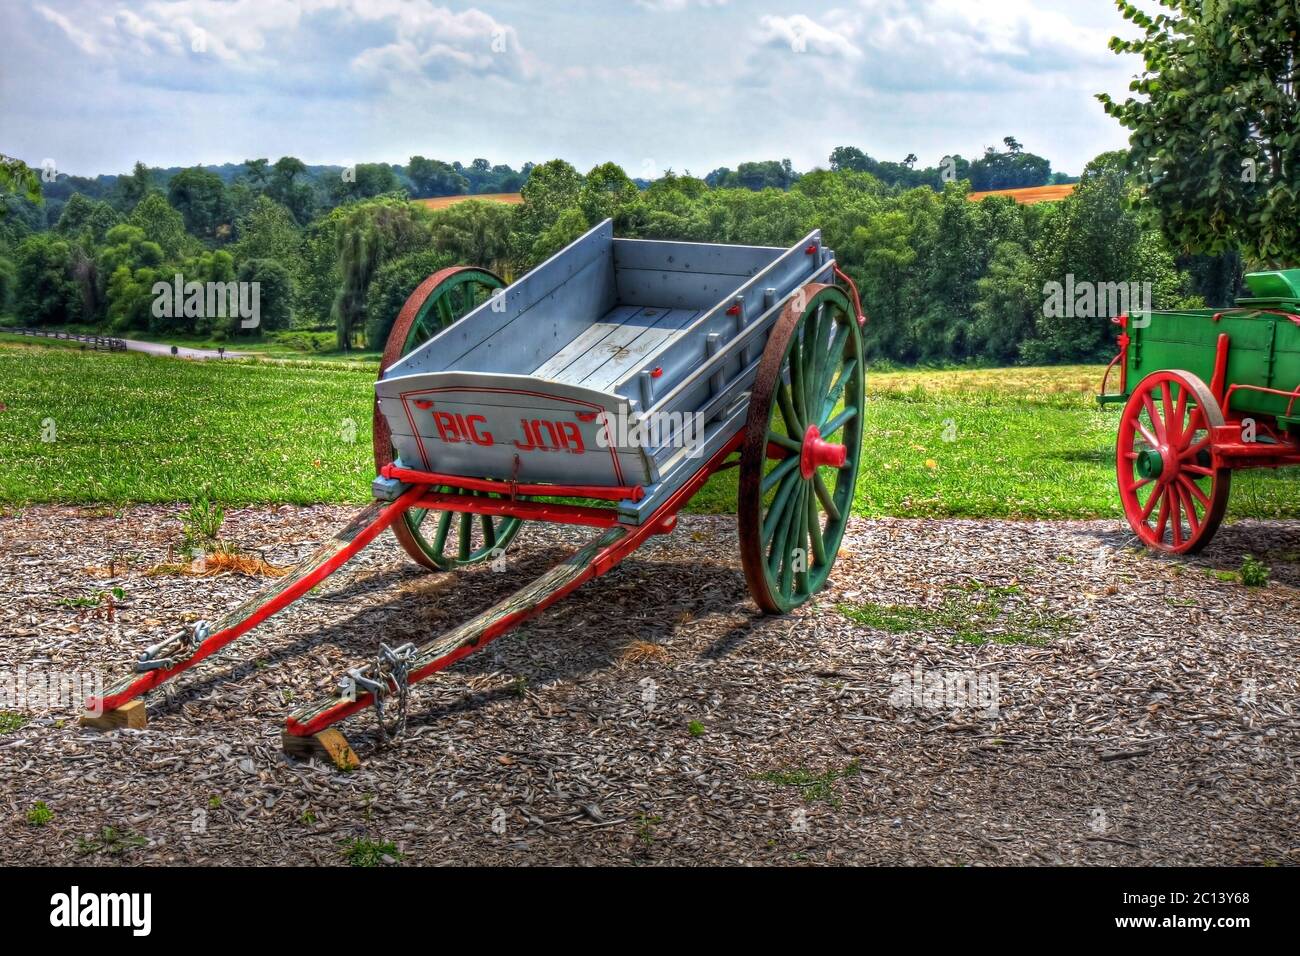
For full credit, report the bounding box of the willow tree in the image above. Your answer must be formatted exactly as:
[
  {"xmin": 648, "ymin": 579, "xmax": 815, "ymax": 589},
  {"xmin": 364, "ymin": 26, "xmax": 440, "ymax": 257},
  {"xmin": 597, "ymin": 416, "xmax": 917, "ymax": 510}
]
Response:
[
  {"xmin": 1098, "ymin": 0, "xmax": 1300, "ymax": 265},
  {"xmin": 0, "ymin": 155, "xmax": 41, "ymax": 209},
  {"xmin": 332, "ymin": 199, "xmax": 432, "ymax": 350}
]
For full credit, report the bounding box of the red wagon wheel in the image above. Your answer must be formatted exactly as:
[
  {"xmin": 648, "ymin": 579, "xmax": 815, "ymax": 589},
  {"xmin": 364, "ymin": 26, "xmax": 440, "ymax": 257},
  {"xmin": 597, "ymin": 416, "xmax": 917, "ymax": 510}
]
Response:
[
  {"xmin": 374, "ymin": 266, "xmax": 525, "ymax": 571},
  {"xmin": 1117, "ymin": 369, "xmax": 1231, "ymax": 554},
  {"xmin": 739, "ymin": 283, "xmax": 865, "ymax": 613}
]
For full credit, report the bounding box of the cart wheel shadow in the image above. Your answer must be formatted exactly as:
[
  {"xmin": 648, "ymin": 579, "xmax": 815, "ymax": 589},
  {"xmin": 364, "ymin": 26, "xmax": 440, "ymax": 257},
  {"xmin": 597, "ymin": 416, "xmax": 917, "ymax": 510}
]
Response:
[
  {"xmin": 1083, "ymin": 519, "xmax": 1300, "ymax": 588},
  {"xmin": 159, "ymin": 544, "xmax": 758, "ymax": 728},
  {"xmin": 159, "ymin": 545, "xmax": 572, "ymax": 714},
  {"xmin": 389, "ymin": 555, "xmax": 757, "ymax": 735}
]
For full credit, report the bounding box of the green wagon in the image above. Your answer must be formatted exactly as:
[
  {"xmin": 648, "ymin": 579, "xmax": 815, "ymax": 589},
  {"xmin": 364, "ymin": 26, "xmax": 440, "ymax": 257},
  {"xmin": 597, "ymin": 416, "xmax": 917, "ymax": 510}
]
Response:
[{"xmin": 1098, "ymin": 269, "xmax": 1300, "ymax": 553}]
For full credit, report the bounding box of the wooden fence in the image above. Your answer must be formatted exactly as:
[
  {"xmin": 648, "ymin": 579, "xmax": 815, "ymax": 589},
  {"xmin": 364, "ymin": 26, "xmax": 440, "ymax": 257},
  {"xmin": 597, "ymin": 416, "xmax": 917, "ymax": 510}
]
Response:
[{"xmin": 0, "ymin": 327, "xmax": 128, "ymax": 352}]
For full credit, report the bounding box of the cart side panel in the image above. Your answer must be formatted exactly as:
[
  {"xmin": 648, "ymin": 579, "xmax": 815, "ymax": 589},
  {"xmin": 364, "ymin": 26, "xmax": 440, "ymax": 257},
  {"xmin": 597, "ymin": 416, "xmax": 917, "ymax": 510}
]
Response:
[
  {"xmin": 615, "ymin": 232, "xmax": 831, "ymax": 411},
  {"xmin": 1130, "ymin": 310, "xmax": 1300, "ymax": 418},
  {"xmin": 1274, "ymin": 323, "xmax": 1300, "ymax": 420},
  {"xmin": 387, "ymin": 220, "xmax": 617, "ymax": 379},
  {"xmin": 377, "ymin": 371, "xmax": 652, "ymax": 486},
  {"xmin": 612, "ymin": 238, "xmax": 785, "ymax": 276},
  {"xmin": 612, "ymin": 238, "xmax": 784, "ymax": 312}
]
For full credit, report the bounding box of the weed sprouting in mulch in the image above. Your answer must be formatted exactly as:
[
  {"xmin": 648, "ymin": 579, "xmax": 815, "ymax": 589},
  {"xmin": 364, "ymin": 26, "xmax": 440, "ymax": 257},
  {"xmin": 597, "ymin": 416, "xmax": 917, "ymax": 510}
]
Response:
[
  {"xmin": 341, "ymin": 838, "xmax": 402, "ymax": 867},
  {"xmin": 755, "ymin": 760, "xmax": 862, "ymax": 806},
  {"xmin": 837, "ymin": 581, "xmax": 1073, "ymax": 645}
]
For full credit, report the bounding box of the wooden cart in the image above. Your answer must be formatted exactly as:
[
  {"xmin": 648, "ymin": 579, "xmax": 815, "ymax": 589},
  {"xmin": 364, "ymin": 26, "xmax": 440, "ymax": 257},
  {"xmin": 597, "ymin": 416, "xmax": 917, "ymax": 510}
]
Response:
[
  {"xmin": 84, "ymin": 220, "xmax": 868, "ymax": 764},
  {"xmin": 1099, "ymin": 269, "xmax": 1300, "ymax": 553}
]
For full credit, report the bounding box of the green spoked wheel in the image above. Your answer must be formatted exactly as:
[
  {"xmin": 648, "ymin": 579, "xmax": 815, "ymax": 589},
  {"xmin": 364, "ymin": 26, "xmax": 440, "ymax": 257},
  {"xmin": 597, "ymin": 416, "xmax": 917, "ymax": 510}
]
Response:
[
  {"xmin": 373, "ymin": 266, "xmax": 525, "ymax": 570},
  {"xmin": 739, "ymin": 283, "xmax": 865, "ymax": 614}
]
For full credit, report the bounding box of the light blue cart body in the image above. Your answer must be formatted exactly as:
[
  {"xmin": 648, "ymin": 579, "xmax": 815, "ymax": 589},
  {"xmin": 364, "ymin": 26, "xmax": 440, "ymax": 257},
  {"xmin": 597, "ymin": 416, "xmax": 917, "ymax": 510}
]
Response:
[{"xmin": 376, "ymin": 219, "xmax": 836, "ymax": 524}]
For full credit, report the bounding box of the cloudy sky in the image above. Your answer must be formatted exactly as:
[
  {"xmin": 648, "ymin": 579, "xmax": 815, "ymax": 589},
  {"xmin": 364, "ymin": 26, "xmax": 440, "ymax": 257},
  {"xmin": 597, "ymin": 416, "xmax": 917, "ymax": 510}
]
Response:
[{"xmin": 1, "ymin": 0, "xmax": 1143, "ymax": 178}]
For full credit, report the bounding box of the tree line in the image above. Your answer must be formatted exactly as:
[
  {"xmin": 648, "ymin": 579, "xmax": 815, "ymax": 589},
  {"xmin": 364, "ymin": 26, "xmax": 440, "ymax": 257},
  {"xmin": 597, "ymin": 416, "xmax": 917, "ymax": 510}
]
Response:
[{"xmin": 0, "ymin": 145, "xmax": 1239, "ymax": 361}]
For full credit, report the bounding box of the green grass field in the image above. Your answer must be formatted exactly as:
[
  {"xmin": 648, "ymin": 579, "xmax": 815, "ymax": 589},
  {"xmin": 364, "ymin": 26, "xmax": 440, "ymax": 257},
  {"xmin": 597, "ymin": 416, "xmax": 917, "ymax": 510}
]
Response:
[{"xmin": 3, "ymin": 343, "xmax": 1299, "ymax": 518}]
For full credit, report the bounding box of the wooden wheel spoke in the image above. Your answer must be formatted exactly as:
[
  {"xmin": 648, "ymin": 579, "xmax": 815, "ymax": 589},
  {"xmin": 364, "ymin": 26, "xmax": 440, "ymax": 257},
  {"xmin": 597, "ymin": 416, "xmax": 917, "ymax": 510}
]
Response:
[
  {"xmin": 1136, "ymin": 422, "xmax": 1160, "ymax": 450},
  {"xmin": 805, "ymin": 486, "xmax": 828, "ymax": 569},
  {"xmin": 435, "ymin": 294, "xmax": 455, "ymax": 329},
  {"xmin": 1169, "ymin": 491, "xmax": 1184, "ymax": 547},
  {"xmin": 1139, "ymin": 484, "xmax": 1162, "ymax": 522},
  {"xmin": 481, "ymin": 513, "xmax": 497, "ymax": 550},
  {"xmin": 767, "ymin": 430, "xmax": 802, "ymax": 454},
  {"xmin": 762, "ymin": 454, "xmax": 800, "ymax": 495},
  {"xmin": 1154, "ymin": 492, "xmax": 1171, "ymax": 541},
  {"xmin": 1178, "ymin": 473, "xmax": 1211, "ymax": 508},
  {"xmin": 822, "ymin": 358, "xmax": 857, "ymax": 426},
  {"xmin": 457, "ymin": 511, "xmax": 473, "ymax": 560},
  {"xmin": 768, "ymin": 481, "xmax": 801, "ymax": 582},
  {"xmin": 801, "ymin": 308, "xmax": 821, "ymax": 396},
  {"xmin": 1160, "ymin": 382, "xmax": 1175, "ymax": 442},
  {"xmin": 1171, "ymin": 386, "xmax": 1188, "ymax": 444},
  {"xmin": 1177, "ymin": 484, "xmax": 1201, "ymax": 535},
  {"xmin": 816, "ymin": 320, "xmax": 849, "ymax": 413},
  {"xmin": 789, "ymin": 341, "xmax": 808, "ymax": 426},
  {"xmin": 779, "ymin": 484, "xmax": 807, "ymax": 597},
  {"xmin": 813, "ymin": 470, "xmax": 841, "ymax": 522},
  {"xmin": 432, "ymin": 510, "xmax": 453, "ymax": 554},
  {"xmin": 1180, "ymin": 434, "xmax": 1211, "ymax": 460},
  {"xmin": 777, "ymin": 380, "xmax": 802, "ymax": 434},
  {"xmin": 1142, "ymin": 392, "xmax": 1167, "ymax": 443},
  {"xmin": 821, "ymin": 405, "xmax": 857, "ymax": 439},
  {"xmin": 762, "ymin": 470, "xmax": 802, "ymax": 541}
]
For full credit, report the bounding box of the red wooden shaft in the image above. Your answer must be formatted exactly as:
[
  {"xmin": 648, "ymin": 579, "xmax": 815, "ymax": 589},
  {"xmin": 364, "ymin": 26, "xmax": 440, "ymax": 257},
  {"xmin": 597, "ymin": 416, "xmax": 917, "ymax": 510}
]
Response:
[
  {"xmin": 284, "ymin": 432, "xmax": 744, "ymax": 738},
  {"xmin": 88, "ymin": 485, "xmax": 427, "ymax": 714}
]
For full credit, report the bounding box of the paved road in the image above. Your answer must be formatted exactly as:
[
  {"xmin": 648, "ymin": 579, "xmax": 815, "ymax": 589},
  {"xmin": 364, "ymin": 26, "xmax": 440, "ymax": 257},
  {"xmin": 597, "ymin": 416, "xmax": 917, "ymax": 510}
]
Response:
[{"xmin": 121, "ymin": 339, "xmax": 249, "ymax": 360}]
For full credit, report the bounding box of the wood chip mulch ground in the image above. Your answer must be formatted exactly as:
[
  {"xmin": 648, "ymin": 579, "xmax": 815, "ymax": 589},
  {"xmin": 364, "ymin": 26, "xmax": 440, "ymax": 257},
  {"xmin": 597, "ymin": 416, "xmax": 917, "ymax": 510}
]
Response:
[{"xmin": 1, "ymin": 505, "xmax": 1296, "ymax": 866}]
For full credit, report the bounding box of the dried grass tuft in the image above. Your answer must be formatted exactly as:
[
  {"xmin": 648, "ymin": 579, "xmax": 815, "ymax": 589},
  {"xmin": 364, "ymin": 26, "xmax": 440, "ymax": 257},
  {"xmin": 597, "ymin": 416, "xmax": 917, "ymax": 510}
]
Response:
[
  {"xmin": 620, "ymin": 640, "xmax": 669, "ymax": 665},
  {"xmin": 147, "ymin": 547, "xmax": 287, "ymax": 578}
]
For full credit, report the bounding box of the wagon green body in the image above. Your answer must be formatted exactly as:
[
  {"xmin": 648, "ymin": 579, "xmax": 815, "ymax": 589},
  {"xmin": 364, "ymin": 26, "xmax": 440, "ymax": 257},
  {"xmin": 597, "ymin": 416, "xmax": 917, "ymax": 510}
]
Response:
[
  {"xmin": 1099, "ymin": 269, "xmax": 1300, "ymax": 553},
  {"xmin": 1101, "ymin": 270, "xmax": 1300, "ymax": 426}
]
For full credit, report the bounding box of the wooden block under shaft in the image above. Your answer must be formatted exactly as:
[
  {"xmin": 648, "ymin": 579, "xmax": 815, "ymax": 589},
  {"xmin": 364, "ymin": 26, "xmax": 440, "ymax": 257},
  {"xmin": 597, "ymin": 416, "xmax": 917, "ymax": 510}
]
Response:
[
  {"xmin": 282, "ymin": 728, "xmax": 359, "ymax": 770},
  {"xmin": 79, "ymin": 699, "xmax": 148, "ymax": 730}
]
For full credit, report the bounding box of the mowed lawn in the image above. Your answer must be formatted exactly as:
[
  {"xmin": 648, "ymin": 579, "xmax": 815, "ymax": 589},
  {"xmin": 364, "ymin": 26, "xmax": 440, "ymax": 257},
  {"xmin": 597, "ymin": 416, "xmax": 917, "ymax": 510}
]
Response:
[
  {"xmin": 0, "ymin": 344, "xmax": 377, "ymax": 504},
  {"xmin": 3, "ymin": 343, "xmax": 1300, "ymax": 519}
]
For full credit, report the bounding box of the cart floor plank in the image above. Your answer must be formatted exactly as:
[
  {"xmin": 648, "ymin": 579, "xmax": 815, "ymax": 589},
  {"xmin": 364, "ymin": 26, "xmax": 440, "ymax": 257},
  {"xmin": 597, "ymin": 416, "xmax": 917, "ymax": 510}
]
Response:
[{"xmin": 532, "ymin": 303, "xmax": 702, "ymax": 391}]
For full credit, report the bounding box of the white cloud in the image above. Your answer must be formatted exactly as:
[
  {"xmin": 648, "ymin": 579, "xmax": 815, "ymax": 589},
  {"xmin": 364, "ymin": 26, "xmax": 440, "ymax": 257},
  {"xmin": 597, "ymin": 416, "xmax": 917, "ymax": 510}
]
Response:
[
  {"xmin": 753, "ymin": 0, "xmax": 1112, "ymax": 90},
  {"xmin": 7, "ymin": 0, "xmax": 1135, "ymax": 178},
  {"xmin": 34, "ymin": 4, "xmax": 98, "ymax": 55},
  {"xmin": 635, "ymin": 0, "xmax": 729, "ymax": 10},
  {"xmin": 757, "ymin": 14, "xmax": 863, "ymax": 59},
  {"xmin": 34, "ymin": 0, "xmax": 528, "ymax": 86},
  {"xmin": 349, "ymin": 4, "xmax": 531, "ymax": 86}
]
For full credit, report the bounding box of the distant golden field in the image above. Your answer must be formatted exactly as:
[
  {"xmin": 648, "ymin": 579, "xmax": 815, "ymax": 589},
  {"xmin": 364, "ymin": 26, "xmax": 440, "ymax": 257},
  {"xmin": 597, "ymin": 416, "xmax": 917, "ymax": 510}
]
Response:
[
  {"xmin": 415, "ymin": 192, "xmax": 523, "ymax": 211},
  {"xmin": 967, "ymin": 184, "xmax": 1076, "ymax": 204}
]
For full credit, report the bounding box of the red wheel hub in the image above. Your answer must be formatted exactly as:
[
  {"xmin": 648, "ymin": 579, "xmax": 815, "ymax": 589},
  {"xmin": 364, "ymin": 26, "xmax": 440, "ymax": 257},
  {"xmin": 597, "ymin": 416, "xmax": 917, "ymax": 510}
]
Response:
[{"xmin": 799, "ymin": 424, "xmax": 847, "ymax": 479}]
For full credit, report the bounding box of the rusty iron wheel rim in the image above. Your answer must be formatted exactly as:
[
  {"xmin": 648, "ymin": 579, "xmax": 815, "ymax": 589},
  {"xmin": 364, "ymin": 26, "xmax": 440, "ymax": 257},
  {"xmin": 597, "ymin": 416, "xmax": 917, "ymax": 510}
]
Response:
[
  {"xmin": 739, "ymin": 283, "xmax": 864, "ymax": 614},
  {"xmin": 373, "ymin": 266, "xmax": 526, "ymax": 570}
]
